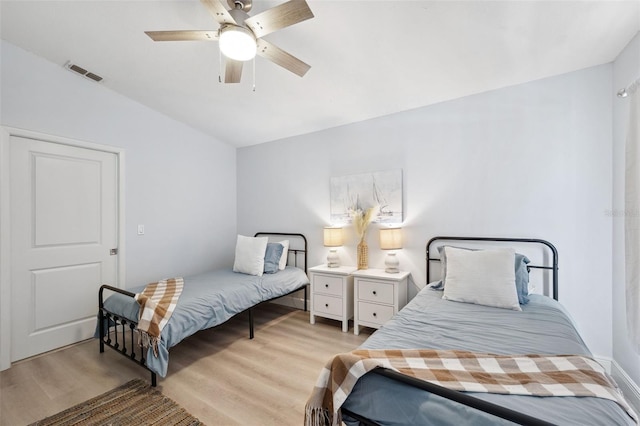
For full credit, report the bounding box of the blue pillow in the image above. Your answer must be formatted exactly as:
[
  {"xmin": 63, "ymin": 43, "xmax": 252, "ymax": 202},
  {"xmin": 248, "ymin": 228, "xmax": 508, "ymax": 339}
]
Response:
[
  {"xmin": 514, "ymin": 253, "xmax": 531, "ymax": 304},
  {"xmin": 263, "ymin": 243, "xmax": 284, "ymax": 274},
  {"xmin": 434, "ymin": 246, "xmax": 531, "ymax": 304}
]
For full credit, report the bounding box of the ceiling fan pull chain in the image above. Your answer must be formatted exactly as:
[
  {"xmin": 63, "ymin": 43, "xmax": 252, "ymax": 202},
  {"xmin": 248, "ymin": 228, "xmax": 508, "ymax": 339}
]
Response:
[{"xmin": 252, "ymin": 57, "xmax": 256, "ymax": 92}]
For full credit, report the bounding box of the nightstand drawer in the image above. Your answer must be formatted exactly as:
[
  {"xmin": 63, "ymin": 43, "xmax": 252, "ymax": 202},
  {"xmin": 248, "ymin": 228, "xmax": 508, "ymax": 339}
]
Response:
[
  {"xmin": 357, "ymin": 301, "xmax": 394, "ymax": 325},
  {"xmin": 358, "ymin": 280, "xmax": 394, "ymax": 304},
  {"xmin": 313, "ymin": 274, "xmax": 343, "ymax": 296},
  {"xmin": 314, "ymin": 294, "xmax": 343, "ymax": 316}
]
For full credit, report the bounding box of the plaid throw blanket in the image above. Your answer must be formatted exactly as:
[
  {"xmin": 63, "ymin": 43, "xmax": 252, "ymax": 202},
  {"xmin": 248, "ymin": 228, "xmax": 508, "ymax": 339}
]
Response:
[
  {"xmin": 304, "ymin": 349, "xmax": 638, "ymax": 426},
  {"xmin": 134, "ymin": 277, "xmax": 184, "ymax": 357}
]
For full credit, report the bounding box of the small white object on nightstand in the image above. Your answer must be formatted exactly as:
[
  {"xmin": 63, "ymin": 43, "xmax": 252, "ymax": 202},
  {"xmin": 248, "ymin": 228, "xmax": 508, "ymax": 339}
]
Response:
[
  {"xmin": 352, "ymin": 269, "xmax": 409, "ymax": 335},
  {"xmin": 308, "ymin": 264, "xmax": 356, "ymax": 332}
]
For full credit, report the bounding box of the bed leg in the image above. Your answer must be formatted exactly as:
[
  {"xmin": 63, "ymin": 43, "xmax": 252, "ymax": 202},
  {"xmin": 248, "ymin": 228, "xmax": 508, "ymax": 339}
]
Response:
[
  {"xmin": 151, "ymin": 372, "xmax": 157, "ymax": 387},
  {"xmin": 98, "ymin": 310, "xmax": 105, "ymax": 353},
  {"xmin": 304, "ymin": 285, "xmax": 308, "ymax": 312},
  {"xmin": 98, "ymin": 286, "xmax": 106, "ymax": 353},
  {"xmin": 249, "ymin": 308, "xmax": 254, "ymax": 339}
]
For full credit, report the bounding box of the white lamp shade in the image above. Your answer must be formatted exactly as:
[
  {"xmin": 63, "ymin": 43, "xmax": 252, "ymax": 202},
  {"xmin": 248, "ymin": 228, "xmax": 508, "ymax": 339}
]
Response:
[
  {"xmin": 323, "ymin": 227, "xmax": 344, "ymax": 247},
  {"xmin": 379, "ymin": 228, "xmax": 402, "ymax": 250},
  {"xmin": 219, "ymin": 25, "xmax": 257, "ymax": 61}
]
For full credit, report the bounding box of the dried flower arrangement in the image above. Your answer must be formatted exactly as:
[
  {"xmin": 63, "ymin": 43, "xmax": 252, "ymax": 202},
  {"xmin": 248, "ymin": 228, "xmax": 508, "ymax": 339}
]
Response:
[
  {"xmin": 351, "ymin": 205, "xmax": 380, "ymax": 243},
  {"xmin": 350, "ymin": 204, "xmax": 380, "ymax": 269}
]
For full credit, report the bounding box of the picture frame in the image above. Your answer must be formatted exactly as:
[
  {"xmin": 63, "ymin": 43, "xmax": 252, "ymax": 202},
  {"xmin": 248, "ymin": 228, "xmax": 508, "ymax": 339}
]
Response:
[{"xmin": 330, "ymin": 169, "xmax": 403, "ymax": 224}]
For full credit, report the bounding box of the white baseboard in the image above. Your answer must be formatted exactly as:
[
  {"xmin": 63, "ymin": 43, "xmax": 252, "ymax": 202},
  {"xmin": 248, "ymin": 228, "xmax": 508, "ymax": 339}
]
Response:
[
  {"xmin": 595, "ymin": 356, "xmax": 612, "ymax": 373},
  {"xmin": 606, "ymin": 357, "xmax": 640, "ymax": 415}
]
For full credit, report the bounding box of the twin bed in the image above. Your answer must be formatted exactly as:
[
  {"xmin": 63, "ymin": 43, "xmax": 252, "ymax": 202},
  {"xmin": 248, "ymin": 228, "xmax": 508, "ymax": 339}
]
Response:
[
  {"xmin": 97, "ymin": 232, "xmax": 309, "ymax": 386},
  {"xmin": 331, "ymin": 237, "xmax": 636, "ymax": 425}
]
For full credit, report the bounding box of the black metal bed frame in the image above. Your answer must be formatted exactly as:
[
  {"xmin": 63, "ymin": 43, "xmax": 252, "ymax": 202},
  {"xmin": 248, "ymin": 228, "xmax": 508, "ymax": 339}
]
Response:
[
  {"xmin": 342, "ymin": 236, "xmax": 560, "ymax": 426},
  {"xmin": 98, "ymin": 232, "xmax": 308, "ymax": 387},
  {"xmin": 426, "ymin": 236, "xmax": 559, "ymax": 301}
]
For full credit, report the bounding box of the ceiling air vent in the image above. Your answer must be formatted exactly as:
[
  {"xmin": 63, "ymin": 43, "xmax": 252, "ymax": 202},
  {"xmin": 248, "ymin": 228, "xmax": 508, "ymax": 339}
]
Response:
[{"xmin": 64, "ymin": 61, "xmax": 103, "ymax": 82}]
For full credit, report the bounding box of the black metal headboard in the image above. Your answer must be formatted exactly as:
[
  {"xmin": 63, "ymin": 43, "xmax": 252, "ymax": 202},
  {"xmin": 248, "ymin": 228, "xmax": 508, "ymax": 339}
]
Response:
[
  {"xmin": 254, "ymin": 232, "xmax": 308, "ymax": 274},
  {"xmin": 426, "ymin": 236, "xmax": 559, "ymax": 301}
]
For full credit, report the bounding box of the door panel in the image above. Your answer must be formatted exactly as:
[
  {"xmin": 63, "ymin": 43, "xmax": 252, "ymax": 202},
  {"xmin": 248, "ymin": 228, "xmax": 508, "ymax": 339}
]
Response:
[
  {"xmin": 32, "ymin": 263, "xmax": 102, "ymax": 331},
  {"xmin": 10, "ymin": 136, "xmax": 118, "ymax": 361},
  {"xmin": 33, "ymin": 153, "xmax": 101, "ymax": 246}
]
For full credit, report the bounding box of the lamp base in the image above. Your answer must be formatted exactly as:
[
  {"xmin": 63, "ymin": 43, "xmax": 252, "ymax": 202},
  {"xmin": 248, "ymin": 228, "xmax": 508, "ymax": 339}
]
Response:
[
  {"xmin": 384, "ymin": 252, "xmax": 399, "ymax": 274},
  {"xmin": 327, "ymin": 249, "xmax": 340, "ymax": 268}
]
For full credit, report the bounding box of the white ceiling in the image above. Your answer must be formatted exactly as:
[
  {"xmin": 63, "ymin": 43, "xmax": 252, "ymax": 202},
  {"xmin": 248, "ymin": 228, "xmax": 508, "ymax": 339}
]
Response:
[{"xmin": 1, "ymin": 1, "xmax": 639, "ymax": 147}]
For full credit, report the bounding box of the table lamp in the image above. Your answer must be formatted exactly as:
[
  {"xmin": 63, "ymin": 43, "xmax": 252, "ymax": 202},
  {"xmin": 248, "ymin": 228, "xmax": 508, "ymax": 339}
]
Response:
[
  {"xmin": 379, "ymin": 227, "xmax": 402, "ymax": 273},
  {"xmin": 323, "ymin": 227, "xmax": 344, "ymax": 268}
]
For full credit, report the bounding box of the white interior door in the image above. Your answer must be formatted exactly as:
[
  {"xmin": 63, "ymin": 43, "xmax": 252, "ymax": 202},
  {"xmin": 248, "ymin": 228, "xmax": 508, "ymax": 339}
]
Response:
[{"xmin": 10, "ymin": 136, "xmax": 118, "ymax": 361}]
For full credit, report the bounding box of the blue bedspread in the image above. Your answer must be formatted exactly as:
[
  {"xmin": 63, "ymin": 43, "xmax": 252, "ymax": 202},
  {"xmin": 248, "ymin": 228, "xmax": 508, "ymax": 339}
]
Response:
[
  {"xmin": 342, "ymin": 287, "xmax": 635, "ymax": 425},
  {"xmin": 99, "ymin": 266, "xmax": 308, "ymax": 377}
]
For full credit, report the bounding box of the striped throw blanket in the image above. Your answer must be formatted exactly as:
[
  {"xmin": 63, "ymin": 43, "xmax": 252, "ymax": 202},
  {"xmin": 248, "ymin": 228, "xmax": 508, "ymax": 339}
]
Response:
[
  {"xmin": 304, "ymin": 349, "xmax": 638, "ymax": 426},
  {"xmin": 135, "ymin": 277, "xmax": 184, "ymax": 357}
]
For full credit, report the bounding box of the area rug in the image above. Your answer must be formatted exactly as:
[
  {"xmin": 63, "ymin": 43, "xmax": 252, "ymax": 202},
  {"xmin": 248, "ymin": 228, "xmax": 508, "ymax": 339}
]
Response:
[{"xmin": 30, "ymin": 379, "xmax": 204, "ymax": 425}]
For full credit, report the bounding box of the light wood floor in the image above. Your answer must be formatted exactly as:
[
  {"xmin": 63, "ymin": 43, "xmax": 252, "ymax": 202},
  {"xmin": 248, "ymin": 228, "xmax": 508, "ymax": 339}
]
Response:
[{"xmin": 0, "ymin": 304, "xmax": 372, "ymax": 425}]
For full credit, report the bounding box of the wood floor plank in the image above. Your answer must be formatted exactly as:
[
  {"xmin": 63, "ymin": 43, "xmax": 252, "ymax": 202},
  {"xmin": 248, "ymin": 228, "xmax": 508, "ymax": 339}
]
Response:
[{"xmin": 0, "ymin": 304, "xmax": 371, "ymax": 425}]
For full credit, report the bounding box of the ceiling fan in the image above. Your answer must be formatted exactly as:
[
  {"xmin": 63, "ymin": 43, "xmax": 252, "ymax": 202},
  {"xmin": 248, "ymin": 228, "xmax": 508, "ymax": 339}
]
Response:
[{"xmin": 145, "ymin": 0, "xmax": 314, "ymax": 84}]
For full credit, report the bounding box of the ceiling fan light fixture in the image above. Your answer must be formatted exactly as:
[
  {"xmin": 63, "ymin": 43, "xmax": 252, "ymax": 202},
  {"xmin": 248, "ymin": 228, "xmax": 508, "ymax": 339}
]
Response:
[{"xmin": 219, "ymin": 25, "xmax": 257, "ymax": 61}]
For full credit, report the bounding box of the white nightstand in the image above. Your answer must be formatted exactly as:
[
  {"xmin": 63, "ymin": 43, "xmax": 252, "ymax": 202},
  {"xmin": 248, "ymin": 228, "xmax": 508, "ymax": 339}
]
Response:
[
  {"xmin": 308, "ymin": 265, "xmax": 357, "ymax": 332},
  {"xmin": 352, "ymin": 269, "xmax": 410, "ymax": 335}
]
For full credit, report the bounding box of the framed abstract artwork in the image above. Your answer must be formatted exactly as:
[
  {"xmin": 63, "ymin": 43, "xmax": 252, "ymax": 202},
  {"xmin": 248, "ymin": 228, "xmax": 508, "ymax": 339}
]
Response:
[{"xmin": 330, "ymin": 169, "xmax": 403, "ymax": 224}]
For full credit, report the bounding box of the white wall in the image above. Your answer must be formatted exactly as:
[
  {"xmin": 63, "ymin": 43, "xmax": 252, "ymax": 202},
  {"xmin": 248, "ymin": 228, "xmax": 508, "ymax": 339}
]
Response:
[
  {"xmin": 1, "ymin": 40, "xmax": 238, "ymax": 285},
  {"xmin": 613, "ymin": 32, "xmax": 640, "ymax": 386},
  {"xmin": 238, "ymin": 64, "xmax": 614, "ymax": 358}
]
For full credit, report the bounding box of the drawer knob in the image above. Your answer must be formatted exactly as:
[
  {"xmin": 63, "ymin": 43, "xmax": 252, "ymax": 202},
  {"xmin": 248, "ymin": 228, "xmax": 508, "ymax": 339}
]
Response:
[
  {"xmin": 325, "ymin": 303, "xmax": 329, "ymax": 308},
  {"xmin": 325, "ymin": 284, "xmax": 329, "ymax": 288},
  {"xmin": 373, "ymin": 312, "xmax": 377, "ymax": 317},
  {"xmin": 372, "ymin": 290, "xmax": 377, "ymax": 295}
]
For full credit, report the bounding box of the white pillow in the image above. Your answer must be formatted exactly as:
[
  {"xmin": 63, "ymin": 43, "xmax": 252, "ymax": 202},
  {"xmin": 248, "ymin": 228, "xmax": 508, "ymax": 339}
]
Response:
[
  {"xmin": 442, "ymin": 246, "xmax": 521, "ymax": 311},
  {"xmin": 233, "ymin": 235, "xmax": 268, "ymax": 276},
  {"xmin": 277, "ymin": 240, "xmax": 289, "ymax": 270}
]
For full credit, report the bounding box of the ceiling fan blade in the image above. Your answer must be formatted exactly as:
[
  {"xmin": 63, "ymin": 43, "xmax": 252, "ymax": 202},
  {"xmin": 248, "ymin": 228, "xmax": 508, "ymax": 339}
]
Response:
[
  {"xmin": 245, "ymin": 0, "xmax": 314, "ymax": 39},
  {"xmin": 145, "ymin": 30, "xmax": 219, "ymax": 42},
  {"xmin": 200, "ymin": 0, "xmax": 237, "ymax": 25},
  {"xmin": 256, "ymin": 38, "xmax": 310, "ymax": 77},
  {"xmin": 224, "ymin": 59, "xmax": 243, "ymax": 83}
]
